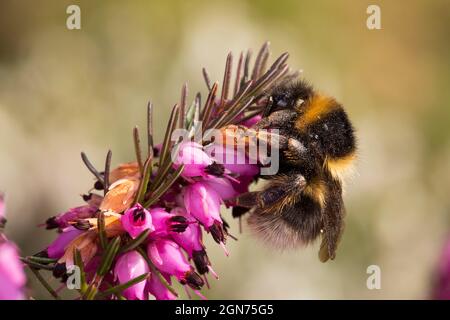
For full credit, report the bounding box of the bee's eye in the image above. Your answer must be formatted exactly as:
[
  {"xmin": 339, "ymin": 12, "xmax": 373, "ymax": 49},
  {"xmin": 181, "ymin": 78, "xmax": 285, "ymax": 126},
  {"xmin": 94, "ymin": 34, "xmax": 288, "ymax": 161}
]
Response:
[{"xmin": 276, "ymin": 99, "xmax": 288, "ymax": 107}]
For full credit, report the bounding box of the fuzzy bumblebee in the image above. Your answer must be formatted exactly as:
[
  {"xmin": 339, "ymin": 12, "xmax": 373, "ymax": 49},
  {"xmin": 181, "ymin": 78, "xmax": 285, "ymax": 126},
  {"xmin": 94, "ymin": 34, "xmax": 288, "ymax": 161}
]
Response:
[{"xmin": 236, "ymin": 80, "xmax": 357, "ymax": 262}]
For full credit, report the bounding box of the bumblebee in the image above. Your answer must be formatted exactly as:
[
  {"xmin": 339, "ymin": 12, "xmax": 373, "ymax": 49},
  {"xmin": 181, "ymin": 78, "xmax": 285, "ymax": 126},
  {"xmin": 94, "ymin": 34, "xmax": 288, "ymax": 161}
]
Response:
[{"xmin": 235, "ymin": 80, "xmax": 357, "ymax": 262}]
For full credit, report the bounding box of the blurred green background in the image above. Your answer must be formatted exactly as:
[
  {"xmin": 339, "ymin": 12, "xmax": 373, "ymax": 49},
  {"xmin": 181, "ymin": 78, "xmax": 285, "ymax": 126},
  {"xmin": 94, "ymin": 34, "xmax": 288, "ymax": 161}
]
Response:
[{"xmin": 1, "ymin": 0, "xmax": 449, "ymax": 299}]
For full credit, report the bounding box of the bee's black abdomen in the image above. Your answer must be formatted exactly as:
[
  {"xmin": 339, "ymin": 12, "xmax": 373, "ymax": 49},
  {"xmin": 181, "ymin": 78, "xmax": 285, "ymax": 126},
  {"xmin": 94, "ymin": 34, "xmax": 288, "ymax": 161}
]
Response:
[
  {"xmin": 281, "ymin": 194, "xmax": 323, "ymax": 243},
  {"xmin": 307, "ymin": 107, "xmax": 356, "ymax": 159}
]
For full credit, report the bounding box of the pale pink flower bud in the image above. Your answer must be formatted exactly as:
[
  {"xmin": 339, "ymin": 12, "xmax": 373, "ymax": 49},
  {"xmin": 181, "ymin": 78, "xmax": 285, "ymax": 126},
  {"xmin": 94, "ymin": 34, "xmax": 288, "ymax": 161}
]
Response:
[{"xmin": 114, "ymin": 250, "xmax": 150, "ymax": 300}]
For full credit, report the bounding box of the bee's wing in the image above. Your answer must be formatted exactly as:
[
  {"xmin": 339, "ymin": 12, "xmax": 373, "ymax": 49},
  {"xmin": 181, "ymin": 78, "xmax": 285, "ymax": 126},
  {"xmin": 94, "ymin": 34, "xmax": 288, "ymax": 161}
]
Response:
[{"xmin": 319, "ymin": 178, "xmax": 345, "ymax": 262}]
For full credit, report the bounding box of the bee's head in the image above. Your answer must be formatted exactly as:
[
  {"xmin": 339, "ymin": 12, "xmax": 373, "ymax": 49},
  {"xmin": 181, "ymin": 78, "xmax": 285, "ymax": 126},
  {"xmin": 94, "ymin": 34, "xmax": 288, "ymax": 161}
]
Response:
[{"xmin": 265, "ymin": 80, "xmax": 314, "ymax": 115}]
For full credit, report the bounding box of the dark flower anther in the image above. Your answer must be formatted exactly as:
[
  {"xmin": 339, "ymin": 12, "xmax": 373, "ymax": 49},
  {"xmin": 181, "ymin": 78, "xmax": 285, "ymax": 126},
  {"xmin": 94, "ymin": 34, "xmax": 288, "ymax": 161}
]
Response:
[
  {"xmin": 209, "ymin": 221, "xmax": 226, "ymax": 245},
  {"xmin": 52, "ymin": 263, "xmax": 67, "ymax": 279},
  {"xmin": 204, "ymin": 162, "xmax": 225, "ymax": 177},
  {"xmin": 192, "ymin": 249, "xmax": 211, "ymax": 275},
  {"xmin": 168, "ymin": 215, "xmax": 189, "ymax": 233},
  {"xmin": 181, "ymin": 270, "xmax": 205, "ymax": 290},
  {"xmin": 45, "ymin": 216, "xmax": 59, "ymax": 230},
  {"xmin": 82, "ymin": 193, "xmax": 92, "ymax": 202},
  {"xmin": 73, "ymin": 219, "xmax": 93, "ymax": 230},
  {"xmin": 94, "ymin": 180, "xmax": 104, "ymax": 190}
]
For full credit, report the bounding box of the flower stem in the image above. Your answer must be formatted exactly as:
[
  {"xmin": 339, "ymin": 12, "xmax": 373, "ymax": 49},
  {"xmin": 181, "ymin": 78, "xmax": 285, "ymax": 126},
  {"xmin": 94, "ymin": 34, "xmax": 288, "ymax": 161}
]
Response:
[{"xmin": 29, "ymin": 267, "xmax": 61, "ymax": 300}]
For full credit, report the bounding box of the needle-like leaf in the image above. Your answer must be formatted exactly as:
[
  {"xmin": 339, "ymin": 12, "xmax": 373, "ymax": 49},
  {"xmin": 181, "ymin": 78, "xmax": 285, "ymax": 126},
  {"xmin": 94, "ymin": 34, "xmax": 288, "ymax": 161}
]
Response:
[
  {"xmin": 120, "ymin": 229, "xmax": 151, "ymax": 253},
  {"xmin": 80, "ymin": 152, "xmax": 104, "ymax": 184},
  {"xmin": 103, "ymin": 150, "xmax": 112, "ymax": 196},
  {"xmin": 133, "ymin": 126, "xmax": 143, "ymax": 173}
]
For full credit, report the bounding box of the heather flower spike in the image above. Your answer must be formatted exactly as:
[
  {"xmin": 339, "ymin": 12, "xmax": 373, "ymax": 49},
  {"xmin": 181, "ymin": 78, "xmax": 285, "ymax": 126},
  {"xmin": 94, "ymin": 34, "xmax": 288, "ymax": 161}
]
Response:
[{"xmin": 17, "ymin": 42, "xmax": 295, "ymax": 300}]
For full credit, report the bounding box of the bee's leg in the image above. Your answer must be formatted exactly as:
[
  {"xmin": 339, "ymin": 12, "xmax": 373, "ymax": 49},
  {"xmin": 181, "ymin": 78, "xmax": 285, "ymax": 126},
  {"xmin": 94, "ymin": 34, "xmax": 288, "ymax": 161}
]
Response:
[
  {"xmin": 235, "ymin": 174, "xmax": 306, "ymax": 209},
  {"xmin": 318, "ymin": 179, "xmax": 345, "ymax": 262},
  {"xmin": 253, "ymin": 109, "xmax": 297, "ymax": 130}
]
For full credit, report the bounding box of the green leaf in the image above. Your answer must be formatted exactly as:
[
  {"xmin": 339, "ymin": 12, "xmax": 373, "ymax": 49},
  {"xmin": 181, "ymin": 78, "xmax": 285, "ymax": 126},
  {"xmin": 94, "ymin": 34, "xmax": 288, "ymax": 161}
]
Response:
[
  {"xmin": 135, "ymin": 158, "xmax": 152, "ymax": 204},
  {"xmin": 98, "ymin": 212, "xmax": 107, "ymax": 250},
  {"xmin": 98, "ymin": 273, "xmax": 149, "ymax": 298},
  {"xmin": 27, "ymin": 256, "xmax": 58, "ymax": 264},
  {"xmin": 73, "ymin": 248, "xmax": 88, "ymax": 293},
  {"xmin": 98, "ymin": 236, "xmax": 121, "ymax": 276},
  {"xmin": 120, "ymin": 229, "xmax": 151, "ymax": 253},
  {"xmin": 144, "ymin": 165, "xmax": 184, "ymax": 208}
]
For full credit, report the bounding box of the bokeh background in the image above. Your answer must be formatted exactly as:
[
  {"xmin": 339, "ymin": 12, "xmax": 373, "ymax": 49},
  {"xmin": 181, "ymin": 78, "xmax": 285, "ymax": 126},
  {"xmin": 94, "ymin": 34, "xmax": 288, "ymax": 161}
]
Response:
[{"xmin": 1, "ymin": 0, "xmax": 449, "ymax": 299}]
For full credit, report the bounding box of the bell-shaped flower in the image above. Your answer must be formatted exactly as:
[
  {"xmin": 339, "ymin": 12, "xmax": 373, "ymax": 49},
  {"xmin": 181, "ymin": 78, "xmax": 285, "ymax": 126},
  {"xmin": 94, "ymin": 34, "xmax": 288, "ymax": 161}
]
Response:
[
  {"xmin": 114, "ymin": 250, "xmax": 150, "ymax": 300},
  {"xmin": 173, "ymin": 142, "xmax": 213, "ymax": 178},
  {"xmin": 204, "ymin": 143, "xmax": 259, "ymax": 176},
  {"xmin": 183, "ymin": 181, "xmax": 222, "ymax": 228},
  {"xmin": 170, "ymin": 208, "xmax": 217, "ymax": 277},
  {"xmin": 148, "ymin": 207, "xmax": 189, "ymax": 239},
  {"xmin": 147, "ymin": 272, "xmax": 177, "ymax": 300},
  {"xmin": 45, "ymin": 205, "xmax": 98, "ymax": 230},
  {"xmin": 183, "ymin": 182, "xmax": 227, "ymax": 248},
  {"xmin": 121, "ymin": 204, "xmax": 155, "ymax": 239},
  {"xmin": 202, "ymin": 176, "xmax": 237, "ymax": 201},
  {"xmin": 46, "ymin": 226, "xmax": 84, "ymax": 259},
  {"xmin": 147, "ymin": 239, "xmax": 204, "ymax": 290}
]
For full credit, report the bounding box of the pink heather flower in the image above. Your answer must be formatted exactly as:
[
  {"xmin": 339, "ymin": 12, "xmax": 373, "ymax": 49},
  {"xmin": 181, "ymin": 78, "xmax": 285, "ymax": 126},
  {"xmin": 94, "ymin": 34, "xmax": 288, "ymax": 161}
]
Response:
[
  {"xmin": 184, "ymin": 182, "xmax": 227, "ymax": 247},
  {"xmin": 147, "ymin": 272, "xmax": 177, "ymax": 300},
  {"xmin": 170, "ymin": 207, "xmax": 203, "ymax": 255},
  {"xmin": 45, "ymin": 205, "xmax": 98, "ymax": 230},
  {"xmin": 0, "ymin": 240, "xmax": 26, "ymax": 300},
  {"xmin": 148, "ymin": 207, "xmax": 189, "ymax": 239},
  {"xmin": 114, "ymin": 250, "xmax": 150, "ymax": 300},
  {"xmin": 173, "ymin": 142, "xmax": 213, "ymax": 178},
  {"xmin": 121, "ymin": 204, "xmax": 155, "ymax": 239},
  {"xmin": 147, "ymin": 238, "xmax": 204, "ymax": 290},
  {"xmin": 46, "ymin": 226, "xmax": 84, "ymax": 259},
  {"xmin": 170, "ymin": 208, "xmax": 217, "ymax": 277},
  {"xmin": 203, "ymin": 177, "xmax": 238, "ymax": 201},
  {"xmin": 433, "ymin": 237, "xmax": 450, "ymax": 299},
  {"xmin": 184, "ymin": 181, "xmax": 222, "ymax": 228},
  {"xmin": 204, "ymin": 144, "xmax": 260, "ymax": 176},
  {"xmin": 241, "ymin": 114, "xmax": 262, "ymax": 128}
]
